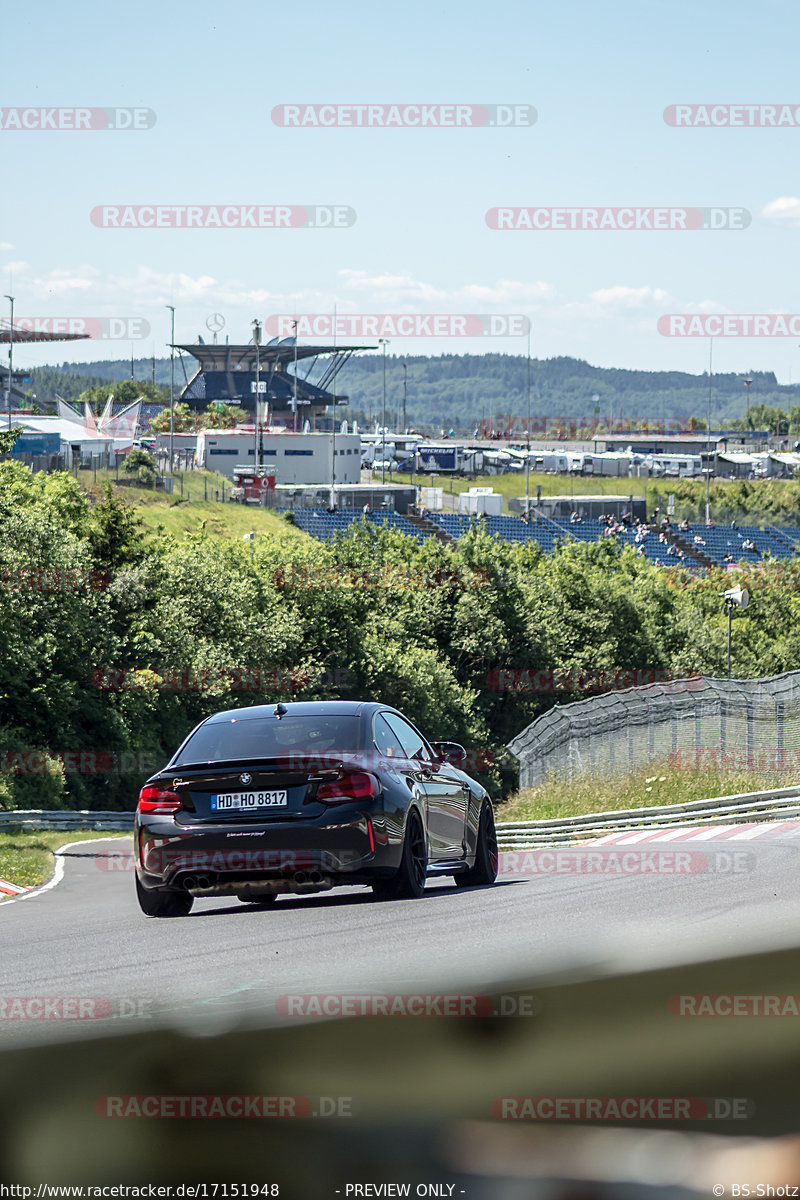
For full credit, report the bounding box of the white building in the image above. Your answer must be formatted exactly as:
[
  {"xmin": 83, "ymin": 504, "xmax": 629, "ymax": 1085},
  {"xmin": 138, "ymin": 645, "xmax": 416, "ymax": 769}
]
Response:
[
  {"xmin": 195, "ymin": 430, "xmax": 362, "ymax": 484},
  {"xmin": 13, "ymin": 416, "xmax": 114, "ymax": 467}
]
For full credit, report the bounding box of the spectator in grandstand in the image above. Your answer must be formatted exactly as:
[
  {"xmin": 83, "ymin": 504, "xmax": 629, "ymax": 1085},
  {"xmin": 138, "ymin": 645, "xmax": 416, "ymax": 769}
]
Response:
[
  {"xmin": 363, "ymin": 503, "xmax": 371, "ymax": 514},
  {"xmin": 667, "ymin": 544, "xmax": 677, "ymax": 557},
  {"xmin": 730, "ymin": 520, "xmax": 738, "ymax": 528},
  {"xmin": 677, "ymin": 549, "xmax": 686, "ymax": 561},
  {"xmin": 724, "ymin": 552, "xmax": 734, "ymax": 563},
  {"xmin": 679, "ymin": 518, "xmax": 690, "ymax": 532},
  {"xmin": 694, "ymin": 534, "xmax": 706, "ymax": 546},
  {"xmin": 637, "ymin": 545, "xmax": 645, "ymax": 557},
  {"xmin": 742, "ymin": 538, "xmax": 756, "ymax": 552},
  {"xmin": 659, "ymin": 532, "xmax": 668, "ymax": 544}
]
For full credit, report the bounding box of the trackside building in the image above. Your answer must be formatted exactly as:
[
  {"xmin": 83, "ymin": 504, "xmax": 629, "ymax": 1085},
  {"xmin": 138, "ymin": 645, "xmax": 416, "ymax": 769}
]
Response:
[{"xmin": 195, "ymin": 430, "xmax": 362, "ymax": 485}]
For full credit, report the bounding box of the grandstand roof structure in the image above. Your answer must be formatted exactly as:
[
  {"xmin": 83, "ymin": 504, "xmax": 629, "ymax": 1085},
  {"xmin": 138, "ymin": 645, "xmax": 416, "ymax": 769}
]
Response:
[{"xmin": 175, "ymin": 337, "xmax": 375, "ymax": 418}]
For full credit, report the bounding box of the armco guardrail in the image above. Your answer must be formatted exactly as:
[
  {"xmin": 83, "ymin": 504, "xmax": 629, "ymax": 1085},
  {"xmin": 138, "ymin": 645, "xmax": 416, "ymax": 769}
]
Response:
[
  {"xmin": 0, "ymin": 810, "xmax": 133, "ymax": 832},
  {"xmin": 496, "ymin": 785, "xmax": 800, "ymax": 848}
]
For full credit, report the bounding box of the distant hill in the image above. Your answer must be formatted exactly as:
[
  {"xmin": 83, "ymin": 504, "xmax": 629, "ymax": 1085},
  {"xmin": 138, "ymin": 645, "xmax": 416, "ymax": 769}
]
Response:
[{"xmin": 25, "ymin": 353, "xmax": 798, "ymax": 430}]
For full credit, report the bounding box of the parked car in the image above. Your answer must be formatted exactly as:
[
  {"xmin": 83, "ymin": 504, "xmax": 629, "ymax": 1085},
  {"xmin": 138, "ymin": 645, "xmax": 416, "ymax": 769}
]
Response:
[{"xmin": 134, "ymin": 700, "xmax": 498, "ymax": 916}]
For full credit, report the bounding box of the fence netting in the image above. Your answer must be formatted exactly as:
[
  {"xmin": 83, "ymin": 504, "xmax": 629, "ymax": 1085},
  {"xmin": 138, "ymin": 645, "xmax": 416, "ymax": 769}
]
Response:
[{"xmin": 507, "ymin": 672, "xmax": 800, "ymax": 787}]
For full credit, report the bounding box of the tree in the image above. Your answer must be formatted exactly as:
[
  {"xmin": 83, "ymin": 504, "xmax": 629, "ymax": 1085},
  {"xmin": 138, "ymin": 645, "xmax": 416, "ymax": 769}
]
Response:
[
  {"xmin": 123, "ymin": 449, "xmax": 157, "ymax": 485},
  {"xmin": 79, "ymin": 380, "xmax": 168, "ymax": 411}
]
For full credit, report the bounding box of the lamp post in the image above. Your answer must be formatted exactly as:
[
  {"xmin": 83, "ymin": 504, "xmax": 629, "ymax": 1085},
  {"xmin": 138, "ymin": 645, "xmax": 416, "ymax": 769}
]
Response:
[
  {"xmin": 720, "ymin": 585, "xmax": 749, "ymax": 678},
  {"xmin": 252, "ymin": 319, "xmax": 262, "ymax": 466},
  {"xmin": 743, "ymin": 377, "xmax": 753, "ymax": 435},
  {"xmin": 524, "ymin": 321, "xmax": 531, "ymax": 516},
  {"xmin": 706, "ymin": 337, "xmax": 713, "ymax": 523},
  {"xmin": 292, "ymin": 319, "xmax": 298, "ymax": 433},
  {"xmin": 378, "ymin": 338, "xmax": 389, "ymax": 484},
  {"xmin": 4, "ymin": 295, "xmax": 14, "ymax": 431},
  {"xmin": 402, "ymin": 359, "xmax": 407, "ymax": 435},
  {"xmin": 165, "ymin": 305, "xmax": 175, "ymax": 474}
]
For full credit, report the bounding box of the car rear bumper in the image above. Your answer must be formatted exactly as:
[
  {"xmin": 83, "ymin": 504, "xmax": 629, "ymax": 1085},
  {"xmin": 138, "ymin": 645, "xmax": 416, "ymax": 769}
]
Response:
[{"xmin": 134, "ymin": 812, "xmax": 398, "ymax": 894}]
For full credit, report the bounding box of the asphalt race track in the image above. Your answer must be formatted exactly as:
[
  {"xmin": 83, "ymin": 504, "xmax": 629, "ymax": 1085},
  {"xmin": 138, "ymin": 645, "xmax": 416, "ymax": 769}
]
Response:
[{"xmin": 1, "ymin": 826, "xmax": 799, "ymax": 1046}]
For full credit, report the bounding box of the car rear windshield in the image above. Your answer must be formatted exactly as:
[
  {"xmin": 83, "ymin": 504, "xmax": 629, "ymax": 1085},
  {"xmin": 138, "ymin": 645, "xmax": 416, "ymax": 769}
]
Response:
[{"xmin": 172, "ymin": 713, "xmax": 362, "ymax": 766}]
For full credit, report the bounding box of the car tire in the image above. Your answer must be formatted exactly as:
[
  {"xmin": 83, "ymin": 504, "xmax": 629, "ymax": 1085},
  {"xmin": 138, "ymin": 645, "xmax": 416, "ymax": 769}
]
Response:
[
  {"xmin": 455, "ymin": 801, "xmax": 498, "ymax": 888},
  {"xmin": 135, "ymin": 875, "xmax": 194, "ymax": 918},
  {"xmin": 372, "ymin": 811, "xmax": 427, "ymax": 900}
]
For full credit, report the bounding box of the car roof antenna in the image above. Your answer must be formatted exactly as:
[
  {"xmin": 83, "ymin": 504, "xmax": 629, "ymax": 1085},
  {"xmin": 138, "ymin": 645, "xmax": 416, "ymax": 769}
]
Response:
[{"xmin": 274, "ymin": 703, "xmax": 288, "ymax": 719}]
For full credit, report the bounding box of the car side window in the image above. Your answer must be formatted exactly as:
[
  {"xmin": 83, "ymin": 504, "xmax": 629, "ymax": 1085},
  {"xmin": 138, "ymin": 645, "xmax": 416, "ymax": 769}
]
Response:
[
  {"xmin": 372, "ymin": 713, "xmax": 406, "ymax": 759},
  {"xmin": 381, "ymin": 713, "xmax": 434, "ymax": 763}
]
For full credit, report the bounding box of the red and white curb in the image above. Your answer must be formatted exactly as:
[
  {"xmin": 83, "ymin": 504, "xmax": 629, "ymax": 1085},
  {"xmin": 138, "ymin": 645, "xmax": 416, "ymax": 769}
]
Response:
[
  {"xmin": 581, "ymin": 819, "xmax": 800, "ymax": 846},
  {"xmin": 0, "ymin": 878, "xmax": 30, "ymax": 897}
]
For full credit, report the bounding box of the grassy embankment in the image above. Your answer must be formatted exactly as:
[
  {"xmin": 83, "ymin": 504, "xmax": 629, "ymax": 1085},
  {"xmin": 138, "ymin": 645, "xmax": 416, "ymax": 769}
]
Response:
[
  {"xmin": 497, "ymin": 760, "xmax": 800, "ymax": 823},
  {"xmin": 76, "ymin": 468, "xmax": 306, "ymax": 541},
  {"xmin": 0, "ymin": 830, "xmax": 132, "ymax": 894}
]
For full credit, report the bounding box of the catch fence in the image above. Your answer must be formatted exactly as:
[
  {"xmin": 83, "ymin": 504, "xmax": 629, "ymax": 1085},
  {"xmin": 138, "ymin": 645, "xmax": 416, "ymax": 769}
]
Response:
[{"xmin": 507, "ymin": 671, "xmax": 800, "ymax": 787}]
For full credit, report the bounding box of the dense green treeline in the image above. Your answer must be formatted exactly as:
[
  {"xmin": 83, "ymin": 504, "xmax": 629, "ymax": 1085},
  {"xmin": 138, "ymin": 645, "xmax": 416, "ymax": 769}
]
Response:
[
  {"xmin": 26, "ymin": 355, "xmax": 800, "ymax": 431},
  {"xmin": 2, "ymin": 463, "xmax": 799, "ymax": 812}
]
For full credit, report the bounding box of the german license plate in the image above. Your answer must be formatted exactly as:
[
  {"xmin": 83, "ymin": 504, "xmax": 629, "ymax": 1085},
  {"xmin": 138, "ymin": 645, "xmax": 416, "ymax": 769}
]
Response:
[{"xmin": 211, "ymin": 790, "xmax": 288, "ymax": 811}]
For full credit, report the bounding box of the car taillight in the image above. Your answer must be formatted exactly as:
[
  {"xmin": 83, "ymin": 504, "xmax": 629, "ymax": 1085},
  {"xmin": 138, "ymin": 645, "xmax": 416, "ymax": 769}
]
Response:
[
  {"xmin": 138, "ymin": 784, "xmax": 182, "ymax": 814},
  {"xmin": 317, "ymin": 771, "xmax": 379, "ymax": 804}
]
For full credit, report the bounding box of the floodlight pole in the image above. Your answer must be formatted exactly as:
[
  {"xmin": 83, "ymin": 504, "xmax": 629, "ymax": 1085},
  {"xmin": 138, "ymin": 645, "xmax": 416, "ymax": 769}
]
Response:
[
  {"xmin": 252, "ymin": 319, "xmax": 262, "ymax": 466},
  {"xmin": 166, "ymin": 305, "xmax": 175, "ymax": 475},
  {"xmin": 292, "ymin": 319, "xmax": 298, "ymax": 433},
  {"xmin": 525, "ymin": 321, "xmax": 531, "ymax": 516},
  {"xmin": 4, "ymin": 295, "xmax": 14, "ymax": 431},
  {"xmin": 743, "ymin": 377, "xmax": 753, "ymax": 435},
  {"xmin": 706, "ymin": 337, "xmax": 713, "ymax": 522},
  {"xmin": 379, "ymin": 339, "xmax": 389, "ymax": 485},
  {"xmin": 402, "ymin": 359, "xmax": 407, "ymax": 434},
  {"xmin": 727, "ymin": 602, "xmax": 733, "ymax": 679}
]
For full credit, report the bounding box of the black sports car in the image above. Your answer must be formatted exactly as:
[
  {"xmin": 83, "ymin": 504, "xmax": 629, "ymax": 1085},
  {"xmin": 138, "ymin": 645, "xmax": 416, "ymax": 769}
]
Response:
[{"xmin": 134, "ymin": 699, "xmax": 498, "ymax": 916}]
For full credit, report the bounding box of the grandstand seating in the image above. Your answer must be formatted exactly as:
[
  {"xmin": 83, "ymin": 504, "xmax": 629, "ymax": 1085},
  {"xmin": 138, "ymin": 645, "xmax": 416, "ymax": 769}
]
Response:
[
  {"xmin": 283, "ymin": 508, "xmax": 800, "ymax": 571},
  {"xmin": 287, "ymin": 509, "xmax": 426, "ymax": 544}
]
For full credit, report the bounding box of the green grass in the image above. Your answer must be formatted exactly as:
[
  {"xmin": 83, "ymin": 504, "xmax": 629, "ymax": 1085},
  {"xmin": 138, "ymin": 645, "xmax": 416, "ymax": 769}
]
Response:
[
  {"xmin": 496, "ymin": 759, "xmax": 800, "ymax": 823},
  {"xmin": 0, "ymin": 830, "xmax": 132, "ymax": 893},
  {"xmin": 78, "ymin": 469, "xmax": 307, "ymax": 542}
]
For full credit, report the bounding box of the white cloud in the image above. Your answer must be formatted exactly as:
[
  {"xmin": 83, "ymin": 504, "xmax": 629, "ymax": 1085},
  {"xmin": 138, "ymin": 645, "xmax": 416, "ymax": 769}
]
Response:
[
  {"xmin": 590, "ymin": 285, "xmax": 670, "ymax": 308},
  {"xmin": 762, "ymin": 196, "xmax": 800, "ymax": 226},
  {"xmin": 338, "ymin": 269, "xmax": 446, "ymax": 302},
  {"xmin": 0, "ymin": 243, "xmax": 14, "ymax": 252}
]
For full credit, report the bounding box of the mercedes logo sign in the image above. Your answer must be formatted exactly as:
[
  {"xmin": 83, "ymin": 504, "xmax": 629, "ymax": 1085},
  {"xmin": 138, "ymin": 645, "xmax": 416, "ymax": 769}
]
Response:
[
  {"xmin": 206, "ymin": 313, "xmax": 225, "ymax": 333},
  {"xmin": 239, "ymin": 772, "xmax": 252, "ymax": 785}
]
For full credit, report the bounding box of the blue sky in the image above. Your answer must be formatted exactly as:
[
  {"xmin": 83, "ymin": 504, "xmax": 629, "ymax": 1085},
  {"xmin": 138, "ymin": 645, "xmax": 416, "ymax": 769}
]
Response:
[{"xmin": 2, "ymin": 0, "xmax": 800, "ymax": 383}]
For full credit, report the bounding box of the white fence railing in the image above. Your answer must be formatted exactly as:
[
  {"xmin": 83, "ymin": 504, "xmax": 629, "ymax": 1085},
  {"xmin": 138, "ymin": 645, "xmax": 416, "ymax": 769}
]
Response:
[
  {"xmin": 496, "ymin": 785, "xmax": 800, "ymax": 848},
  {"xmin": 0, "ymin": 810, "xmax": 133, "ymax": 832}
]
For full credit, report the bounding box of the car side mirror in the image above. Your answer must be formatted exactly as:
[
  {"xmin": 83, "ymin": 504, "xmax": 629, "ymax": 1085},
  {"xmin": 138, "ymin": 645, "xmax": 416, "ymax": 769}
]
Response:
[{"xmin": 431, "ymin": 741, "xmax": 467, "ymax": 766}]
